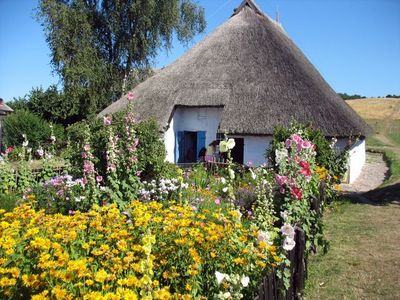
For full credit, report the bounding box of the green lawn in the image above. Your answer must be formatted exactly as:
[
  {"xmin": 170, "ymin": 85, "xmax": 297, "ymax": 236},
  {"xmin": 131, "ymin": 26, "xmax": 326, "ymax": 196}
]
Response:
[
  {"xmin": 304, "ymin": 199, "xmax": 400, "ymax": 300},
  {"xmin": 305, "ymin": 119, "xmax": 400, "ymax": 299}
]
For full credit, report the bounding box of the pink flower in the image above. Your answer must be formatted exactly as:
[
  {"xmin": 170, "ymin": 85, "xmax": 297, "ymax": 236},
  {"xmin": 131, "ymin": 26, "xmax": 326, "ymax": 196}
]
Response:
[
  {"xmin": 301, "ymin": 140, "xmax": 312, "ymax": 149},
  {"xmin": 107, "ymin": 163, "xmax": 117, "ymax": 173},
  {"xmin": 103, "ymin": 115, "xmax": 112, "ymax": 126},
  {"xmin": 291, "ymin": 187, "xmax": 302, "ymax": 200},
  {"xmin": 83, "ymin": 160, "xmax": 94, "ymax": 174},
  {"xmin": 96, "ymin": 175, "xmax": 103, "ymax": 183},
  {"xmin": 291, "ymin": 134, "xmax": 303, "ymax": 145},
  {"xmin": 81, "ymin": 152, "xmax": 87, "ymax": 159},
  {"xmin": 5, "ymin": 146, "xmax": 14, "ymax": 155},
  {"xmin": 279, "ymin": 187, "xmax": 285, "ymax": 194},
  {"xmin": 84, "ymin": 144, "xmax": 91, "ymax": 151},
  {"xmin": 215, "ymin": 198, "xmax": 221, "ymax": 205},
  {"xmin": 136, "ymin": 171, "xmax": 142, "ymax": 177},
  {"xmin": 127, "ymin": 91, "xmax": 135, "ymax": 101},
  {"xmin": 275, "ymin": 174, "xmax": 288, "ymax": 186}
]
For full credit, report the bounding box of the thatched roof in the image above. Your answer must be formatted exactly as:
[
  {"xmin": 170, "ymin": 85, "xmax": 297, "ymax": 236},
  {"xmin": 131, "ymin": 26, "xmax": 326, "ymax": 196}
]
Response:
[
  {"xmin": 0, "ymin": 99, "xmax": 13, "ymax": 115},
  {"xmin": 100, "ymin": 0, "xmax": 371, "ymax": 137}
]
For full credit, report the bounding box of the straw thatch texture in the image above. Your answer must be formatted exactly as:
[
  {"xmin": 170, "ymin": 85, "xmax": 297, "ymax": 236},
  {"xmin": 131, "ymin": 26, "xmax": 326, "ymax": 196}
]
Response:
[
  {"xmin": 0, "ymin": 100, "xmax": 13, "ymax": 116},
  {"xmin": 100, "ymin": 0, "xmax": 371, "ymax": 137}
]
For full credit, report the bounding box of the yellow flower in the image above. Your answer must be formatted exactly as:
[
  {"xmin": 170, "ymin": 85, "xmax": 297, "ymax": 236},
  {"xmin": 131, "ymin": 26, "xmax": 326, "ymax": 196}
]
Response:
[{"xmin": 94, "ymin": 269, "xmax": 108, "ymax": 283}]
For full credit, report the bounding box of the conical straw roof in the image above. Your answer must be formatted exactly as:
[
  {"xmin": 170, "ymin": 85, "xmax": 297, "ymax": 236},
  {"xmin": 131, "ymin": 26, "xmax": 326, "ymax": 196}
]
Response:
[{"xmin": 100, "ymin": 0, "xmax": 371, "ymax": 137}]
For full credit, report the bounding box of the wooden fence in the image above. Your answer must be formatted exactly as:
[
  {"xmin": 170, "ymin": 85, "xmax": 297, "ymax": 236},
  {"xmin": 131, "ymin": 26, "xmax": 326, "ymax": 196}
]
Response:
[{"xmin": 256, "ymin": 184, "xmax": 323, "ymax": 300}]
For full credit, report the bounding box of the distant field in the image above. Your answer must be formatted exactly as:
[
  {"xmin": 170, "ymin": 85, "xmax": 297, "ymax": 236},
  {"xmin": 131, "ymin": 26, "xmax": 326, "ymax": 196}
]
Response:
[{"xmin": 346, "ymin": 98, "xmax": 400, "ymax": 120}]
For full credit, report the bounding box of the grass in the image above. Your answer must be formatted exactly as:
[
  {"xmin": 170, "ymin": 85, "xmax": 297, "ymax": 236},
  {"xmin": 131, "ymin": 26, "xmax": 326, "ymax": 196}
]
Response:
[
  {"xmin": 305, "ymin": 105, "xmax": 400, "ymax": 299},
  {"xmin": 304, "ymin": 199, "xmax": 400, "ymax": 300},
  {"xmin": 345, "ymin": 98, "xmax": 400, "ymax": 120}
]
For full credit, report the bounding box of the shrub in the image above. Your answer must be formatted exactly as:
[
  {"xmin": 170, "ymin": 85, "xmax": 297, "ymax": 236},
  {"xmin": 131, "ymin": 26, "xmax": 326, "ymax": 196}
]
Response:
[
  {"xmin": 67, "ymin": 115, "xmax": 167, "ymax": 181},
  {"xmin": 2, "ymin": 110, "xmax": 64, "ymax": 151}
]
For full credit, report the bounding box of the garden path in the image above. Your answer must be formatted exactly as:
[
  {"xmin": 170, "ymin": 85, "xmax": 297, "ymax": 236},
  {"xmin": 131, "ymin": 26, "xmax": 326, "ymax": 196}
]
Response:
[{"xmin": 340, "ymin": 151, "xmax": 389, "ymax": 194}]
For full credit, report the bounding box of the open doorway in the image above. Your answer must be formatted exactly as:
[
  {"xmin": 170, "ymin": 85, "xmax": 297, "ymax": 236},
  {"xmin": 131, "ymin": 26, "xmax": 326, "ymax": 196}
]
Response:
[{"xmin": 231, "ymin": 138, "xmax": 244, "ymax": 164}]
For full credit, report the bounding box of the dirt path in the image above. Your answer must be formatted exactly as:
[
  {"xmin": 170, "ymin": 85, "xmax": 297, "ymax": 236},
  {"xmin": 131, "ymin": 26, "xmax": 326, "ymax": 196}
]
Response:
[{"xmin": 340, "ymin": 152, "xmax": 389, "ymax": 194}]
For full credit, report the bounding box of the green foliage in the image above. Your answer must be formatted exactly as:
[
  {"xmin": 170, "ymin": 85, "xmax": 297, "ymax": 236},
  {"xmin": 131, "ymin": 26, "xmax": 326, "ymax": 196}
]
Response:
[
  {"xmin": 37, "ymin": 0, "xmax": 206, "ymax": 121},
  {"xmin": 7, "ymin": 86, "xmax": 75, "ymax": 125},
  {"xmin": 0, "ymin": 193, "xmax": 18, "ymax": 211},
  {"xmin": 337, "ymin": 92, "xmax": 366, "ymax": 100},
  {"xmin": 67, "ymin": 115, "xmax": 167, "ymax": 182},
  {"xmin": 2, "ymin": 110, "xmax": 64, "ymax": 150}
]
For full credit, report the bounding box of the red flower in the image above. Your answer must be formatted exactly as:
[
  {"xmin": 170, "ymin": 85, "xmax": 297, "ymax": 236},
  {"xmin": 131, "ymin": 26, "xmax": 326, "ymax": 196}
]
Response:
[
  {"xmin": 299, "ymin": 161, "xmax": 311, "ymax": 177},
  {"xmin": 291, "ymin": 187, "xmax": 302, "ymax": 200}
]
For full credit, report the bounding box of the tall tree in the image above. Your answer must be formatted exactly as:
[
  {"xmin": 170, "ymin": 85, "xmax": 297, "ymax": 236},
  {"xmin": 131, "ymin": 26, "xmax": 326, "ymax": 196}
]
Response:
[{"xmin": 37, "ymin": 0, "xmax": 206, "ymax": 121}]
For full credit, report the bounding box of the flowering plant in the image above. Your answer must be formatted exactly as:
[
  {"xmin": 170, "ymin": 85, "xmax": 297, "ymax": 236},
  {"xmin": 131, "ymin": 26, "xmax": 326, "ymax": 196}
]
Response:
[{"xmin": 0, "ymin": 200, "xmax": 280, "ymax": 299}]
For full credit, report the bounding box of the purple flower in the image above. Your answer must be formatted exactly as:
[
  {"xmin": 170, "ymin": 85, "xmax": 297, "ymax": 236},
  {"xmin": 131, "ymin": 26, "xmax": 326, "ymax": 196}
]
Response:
[
  {"xmin": 275, "ymin": 174, "xmax": 288, "ymax": 186},
  {"xmin": 285, "ymin": 138, "xmax": 292, "ymax": 148}
]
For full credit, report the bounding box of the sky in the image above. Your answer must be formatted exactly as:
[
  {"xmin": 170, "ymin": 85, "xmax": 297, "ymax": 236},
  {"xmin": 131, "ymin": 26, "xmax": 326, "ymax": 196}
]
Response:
[{"xmin": 0, "ymin": 0, "xmax": 399, "ymax": 102}]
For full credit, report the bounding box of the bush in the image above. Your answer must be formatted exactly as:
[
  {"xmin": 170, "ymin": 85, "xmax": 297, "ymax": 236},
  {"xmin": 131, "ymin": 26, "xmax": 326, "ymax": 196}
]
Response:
[
  {"xmin": 66, "ymin": 115, "xmax": 167, "ymax": 181},
  {"xmin": 266, "ymin": 122, "xmax": 349, "ymax": 184},
  {"xmin": 3, "ymin": 110, "xmax": 64, "ymax": 151}
]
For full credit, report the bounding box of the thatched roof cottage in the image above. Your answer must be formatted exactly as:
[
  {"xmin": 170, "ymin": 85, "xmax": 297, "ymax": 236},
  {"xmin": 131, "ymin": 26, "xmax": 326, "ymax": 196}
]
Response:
[{"xmin": 100, "ymin": 0, "xmax": 371, "ymax": 183}]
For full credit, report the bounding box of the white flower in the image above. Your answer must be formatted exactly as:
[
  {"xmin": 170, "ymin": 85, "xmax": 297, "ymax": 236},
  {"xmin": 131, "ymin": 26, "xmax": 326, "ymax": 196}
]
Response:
[
  {"xmin": 37, "ymin": 148, "xmax": 44, "ymax": 157},
  {"xmin": 219, "ymin": 141, "xmax": 228, "ymax": 153},
  {"xmin": 50, "ymin": 135, "xmax": 56, "ymax": 142},
  {"xmin": 275, "ymin": 148, "xmax": 288, "ymax": 165},
  {"xmin": 215, "ymin": 271, "xmax": 226, "ymax": 285},
  {"xmin": 223, "ymin": 292, "xmax": 232, "ymax": 299},
  {"xmin": 250, "ymin": 169, "xmax": 256, "ymax": 180},
  {"xmin": 280, "ymin": 210, "xmax": 288, "ymax": 220},
  {"xmin": 257, "ymin": 231, "xmax": 271, "ymax": 243},
  {"xmin": 222, "ymin": 187, "xmax": 228, "ymax": 193},
  {"xmin": 280, "ymin": 224, "xmax": 295, "ymax": 239},
  {"xmin": 220, "ymin": 177, "xmax": 226, "ymax": 184},
  {"xmin": 27, "ymin": 148, "xmax": 32, "ymax": 153},
  {"xmin": 283, "ymin": 236, "xmax": 296, "ymax": 251},
  {"xmin": 241, "ymin": 275, "xmax": 250, "ymax": 287},
  {"xmin": 226, "ymin": 138, "xmax": 235, "ymax": 150},
  {"xmin": 22, "ymin": 140, "xmax": 29, "ymax": 147},
  {"xmin": 228, "ymin": 168, "xmax": 235, "ymax": 180}
]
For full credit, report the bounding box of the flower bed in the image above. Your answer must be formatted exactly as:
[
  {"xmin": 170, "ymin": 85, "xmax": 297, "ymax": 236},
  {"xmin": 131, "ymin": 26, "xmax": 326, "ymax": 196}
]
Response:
[{"xmin": 0, "ymin": 201, "xmax": 279, "ymax": 299}]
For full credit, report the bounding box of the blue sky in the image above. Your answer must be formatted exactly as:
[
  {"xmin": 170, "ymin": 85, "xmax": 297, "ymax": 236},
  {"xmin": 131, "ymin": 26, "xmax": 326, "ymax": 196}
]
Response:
[{"xmin": 0, "ymin": 0, "xmax": 399, "ymax": 102}]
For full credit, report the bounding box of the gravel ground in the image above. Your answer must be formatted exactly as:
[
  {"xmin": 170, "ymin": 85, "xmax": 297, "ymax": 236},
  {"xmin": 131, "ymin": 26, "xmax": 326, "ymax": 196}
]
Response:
[{"xmin": 340, "ymin": 152, "xmax": 389, "ymax": 194}]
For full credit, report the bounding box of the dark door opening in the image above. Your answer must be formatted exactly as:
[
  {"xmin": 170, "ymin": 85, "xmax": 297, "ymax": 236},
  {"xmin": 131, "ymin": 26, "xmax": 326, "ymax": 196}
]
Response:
[
  {"xmin": 231, "ymin": 138, "xmax": 244, "ymax": 164},
  {"xmin": 183, "ymin": 131, "xmax": 197, "ymax": 163}
]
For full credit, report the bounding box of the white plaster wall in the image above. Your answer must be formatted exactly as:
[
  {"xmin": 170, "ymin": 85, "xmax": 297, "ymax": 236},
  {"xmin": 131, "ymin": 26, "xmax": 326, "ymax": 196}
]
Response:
[
  {"xmin": 230, "ymin": 135, "xmax": 272, "ymax": 166},
  {"xmin": 348, "ymin": 139, "xmax": 366, "ymax": 184},
  {"xmin": 164, "ymin": 117, "xmax": 175, "ymax": 163},
  {"xmin": 335, "ymin": 138, "xmax": 366, "ymax": 183},
  {"xmin": 164, "ymin": 107, "xmax": 223, "ymax": 163}
]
